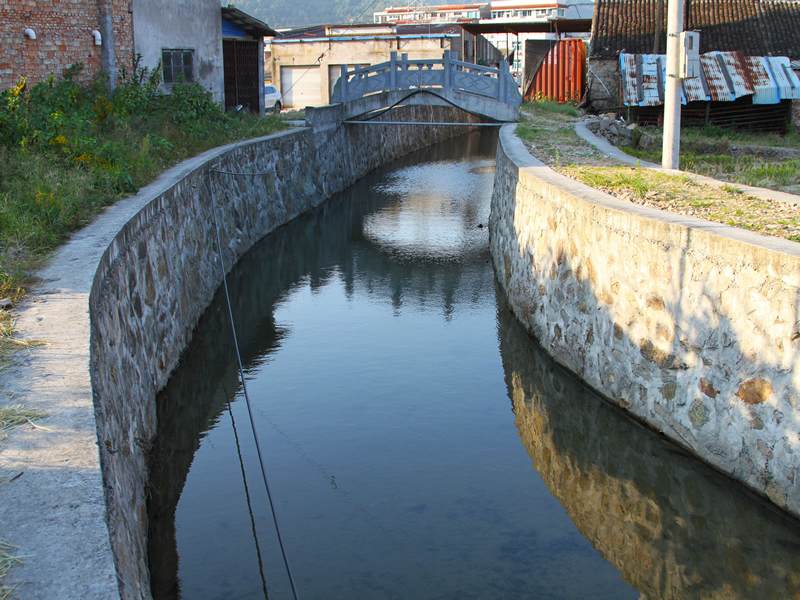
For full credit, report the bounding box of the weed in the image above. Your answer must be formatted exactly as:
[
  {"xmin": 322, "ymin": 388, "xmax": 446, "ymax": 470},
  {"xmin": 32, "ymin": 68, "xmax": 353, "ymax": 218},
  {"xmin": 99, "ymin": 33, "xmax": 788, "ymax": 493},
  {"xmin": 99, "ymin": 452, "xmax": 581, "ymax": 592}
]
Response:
[
  {"xmin": 0, "ymin": 541, "xmax": 23, "ymax": 600},
  {"xmin": 0, "ymin": 60, "xmax": 287, "ymax": 296},
  {"xmin": 0, "ymin": 404, "xmax": 45, "ymax": 441}
]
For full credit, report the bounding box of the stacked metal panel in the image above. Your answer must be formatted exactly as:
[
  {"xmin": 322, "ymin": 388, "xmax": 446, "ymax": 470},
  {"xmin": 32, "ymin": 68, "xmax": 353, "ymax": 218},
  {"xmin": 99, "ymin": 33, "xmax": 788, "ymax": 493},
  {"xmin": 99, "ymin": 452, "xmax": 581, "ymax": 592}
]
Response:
[{"xmin": 620, "ymin": 51, "xmax": 800, "ymax": 107}]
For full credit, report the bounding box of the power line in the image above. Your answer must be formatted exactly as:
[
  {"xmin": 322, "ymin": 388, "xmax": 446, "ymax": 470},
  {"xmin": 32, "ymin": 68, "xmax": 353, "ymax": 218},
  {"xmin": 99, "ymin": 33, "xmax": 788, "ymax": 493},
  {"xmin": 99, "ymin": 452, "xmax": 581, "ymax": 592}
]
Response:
[
  {"xmin": 207, "ymin": 170, "xmax": 301, "ymax": 600},
  {"xmin": 226, "ymin": 394, "xmax": 270, "ymax": 600}
]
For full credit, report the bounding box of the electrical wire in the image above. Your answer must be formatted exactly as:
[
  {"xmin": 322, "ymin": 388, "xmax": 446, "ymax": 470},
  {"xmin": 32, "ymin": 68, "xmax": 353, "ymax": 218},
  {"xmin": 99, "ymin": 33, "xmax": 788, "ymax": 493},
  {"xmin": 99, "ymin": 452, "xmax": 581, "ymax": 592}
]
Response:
[
  {"xmin": 207, "ymin": 171, "xmax": 300, "ymax": 600},
  {"xmin": 225, "ymin": 388, "xmax": 270, "ymax": 600},
  {"xmin": 212, "ymin": 89, "xmax": 496, "ymax": 177}
]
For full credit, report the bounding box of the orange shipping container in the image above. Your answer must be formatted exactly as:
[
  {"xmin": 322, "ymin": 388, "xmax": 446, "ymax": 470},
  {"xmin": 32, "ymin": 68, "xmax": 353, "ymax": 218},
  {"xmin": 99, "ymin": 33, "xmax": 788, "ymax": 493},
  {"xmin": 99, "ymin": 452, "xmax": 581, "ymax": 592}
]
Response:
[{"xmin": 526, "ymin": 38, "xmax": 586, "ymax": 103}]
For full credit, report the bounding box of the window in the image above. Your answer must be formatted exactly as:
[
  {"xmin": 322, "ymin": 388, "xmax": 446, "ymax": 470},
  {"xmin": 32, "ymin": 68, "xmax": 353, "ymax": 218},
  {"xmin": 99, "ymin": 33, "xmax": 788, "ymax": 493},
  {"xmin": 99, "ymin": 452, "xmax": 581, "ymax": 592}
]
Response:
[{"xmin": 162, "ymin": 49, "xmax": 195, "ymax": 83}]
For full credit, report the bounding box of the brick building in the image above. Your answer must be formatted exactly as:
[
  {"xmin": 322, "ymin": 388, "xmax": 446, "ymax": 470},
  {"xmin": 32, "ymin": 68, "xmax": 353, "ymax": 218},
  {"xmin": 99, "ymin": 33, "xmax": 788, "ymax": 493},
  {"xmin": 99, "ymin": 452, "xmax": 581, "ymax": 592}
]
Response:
[{"xmin": 0, "ymin": 0, "xmax": 133, "ymax": 89}]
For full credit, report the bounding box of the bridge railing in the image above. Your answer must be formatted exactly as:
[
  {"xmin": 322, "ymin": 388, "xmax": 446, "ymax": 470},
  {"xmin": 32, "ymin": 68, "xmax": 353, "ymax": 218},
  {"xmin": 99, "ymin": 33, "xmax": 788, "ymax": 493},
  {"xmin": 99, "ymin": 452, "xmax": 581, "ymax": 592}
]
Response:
[{"xmin": 331, "ymin": 50, "xmax": 522, "ymax": 107}]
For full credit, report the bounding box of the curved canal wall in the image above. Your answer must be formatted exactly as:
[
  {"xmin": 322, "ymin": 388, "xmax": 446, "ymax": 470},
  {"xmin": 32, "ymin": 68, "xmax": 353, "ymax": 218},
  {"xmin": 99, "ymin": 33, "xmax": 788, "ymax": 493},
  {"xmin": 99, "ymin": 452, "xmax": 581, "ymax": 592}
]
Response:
[
  {"xmin": 89, "ymin": 102, "xmax": 483, "ymax": 599},
  {"xmin": 489, "ymin": 124, "xmax": 800, "ymax": 521}
]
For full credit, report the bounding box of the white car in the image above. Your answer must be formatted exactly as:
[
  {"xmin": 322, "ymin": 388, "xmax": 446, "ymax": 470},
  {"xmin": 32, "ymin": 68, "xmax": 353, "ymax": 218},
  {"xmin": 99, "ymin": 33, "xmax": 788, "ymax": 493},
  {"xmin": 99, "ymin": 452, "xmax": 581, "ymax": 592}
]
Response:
[{"xmin": 264, "ymin": 84, "xmax": 282, "ymax": 113}]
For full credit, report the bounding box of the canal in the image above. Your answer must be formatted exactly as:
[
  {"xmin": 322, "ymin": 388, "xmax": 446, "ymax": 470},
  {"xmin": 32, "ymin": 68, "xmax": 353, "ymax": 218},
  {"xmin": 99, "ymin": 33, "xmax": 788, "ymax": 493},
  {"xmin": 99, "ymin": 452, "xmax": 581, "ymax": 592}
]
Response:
[{"xmin": 147, "ymin": 130, "xmax": 800, "ymax": 599}]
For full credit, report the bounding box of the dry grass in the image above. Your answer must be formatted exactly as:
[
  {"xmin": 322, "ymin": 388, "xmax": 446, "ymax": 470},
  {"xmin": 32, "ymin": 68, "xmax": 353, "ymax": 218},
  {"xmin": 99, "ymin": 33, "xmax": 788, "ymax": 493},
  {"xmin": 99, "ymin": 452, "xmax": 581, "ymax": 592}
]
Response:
[
  {"xmin": 0, "ymin": 541, "xmax": 22, "ymax": 600},
  {"xmin": 560, "ymin": 166, "xmax": 800, "ymax": 242},
  {"xmin": 0, "ymin": 312, "xmax": 45, "ymax": 372},
  {"xmin": 0, "ymin": 404, "xmax": 46, "ymax": 442},
  {"xmin": 517, "ymin": 102, "xmax": 800, "ymax": 243}
]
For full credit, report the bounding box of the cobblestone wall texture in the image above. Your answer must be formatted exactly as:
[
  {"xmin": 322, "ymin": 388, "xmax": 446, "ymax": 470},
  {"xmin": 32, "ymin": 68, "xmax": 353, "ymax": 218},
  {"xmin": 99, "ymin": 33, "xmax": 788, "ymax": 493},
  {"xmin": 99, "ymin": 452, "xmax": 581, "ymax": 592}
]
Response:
[
  {"xmin": 0, "ymin": 0, "xmax": 132, "ymax": 89},
  {"xmin": 490, "ymin": 124, "xmax": 800, "ymax": 521},
  {"xmin": 499, "ymin": 305, "xmax": 800, "ymax": 599},
  {"xmin": 89, "ymin": 105, "xmax": 480, "ymax": 599}
]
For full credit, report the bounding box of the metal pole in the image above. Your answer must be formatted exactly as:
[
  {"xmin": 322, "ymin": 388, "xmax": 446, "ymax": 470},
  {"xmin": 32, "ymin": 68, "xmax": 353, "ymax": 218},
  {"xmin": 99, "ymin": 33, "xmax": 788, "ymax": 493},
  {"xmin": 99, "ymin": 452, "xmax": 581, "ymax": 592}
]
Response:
[{"xmin": 662, "ymin": 0, "xmax": 684, "ymax": 169}]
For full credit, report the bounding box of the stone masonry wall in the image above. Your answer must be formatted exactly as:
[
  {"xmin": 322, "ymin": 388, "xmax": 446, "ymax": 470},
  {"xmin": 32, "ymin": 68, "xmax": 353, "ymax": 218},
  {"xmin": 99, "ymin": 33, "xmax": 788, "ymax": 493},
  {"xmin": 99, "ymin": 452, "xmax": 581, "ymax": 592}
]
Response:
[
  {"xmin": 89, "ymin": 105, "xmax": 481, "ymax": 599},
  {"xmin": 0, "ymin": 0, "xmax": 133, "ymax": 89},
  {"xmin": 489, "ymin": 124, "xmax": 800, "ymax": 520},
  {"xmin": 587, "ymin": 57, "xmax": 621, "ymax": 111},
  {"xmin": 498, "ymin": 299, "xmax": 800, "ymax": 599}
]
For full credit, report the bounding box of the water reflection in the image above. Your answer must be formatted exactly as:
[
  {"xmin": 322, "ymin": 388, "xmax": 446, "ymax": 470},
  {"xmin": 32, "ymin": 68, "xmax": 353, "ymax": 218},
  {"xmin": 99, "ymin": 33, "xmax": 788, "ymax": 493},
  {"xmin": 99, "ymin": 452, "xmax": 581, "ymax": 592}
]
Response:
[
  {"xmin": 149, "ymin": 131, "xmax": 535, "ymax": 598},
  {"xmin": 498, "ymin": 303, "xmax": 800, "ymax": 599},
  {"xmin": 148, "ymin": 129, "xmax": 800, "ymax": 600}
]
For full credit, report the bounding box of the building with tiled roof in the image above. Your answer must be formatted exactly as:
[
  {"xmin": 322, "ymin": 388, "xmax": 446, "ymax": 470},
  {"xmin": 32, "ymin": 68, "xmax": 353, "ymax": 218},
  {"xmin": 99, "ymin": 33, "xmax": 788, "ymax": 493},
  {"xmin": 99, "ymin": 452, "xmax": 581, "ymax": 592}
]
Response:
[
  {"xmin": 586, "ymin": 0, "xmax": 800, "ymax": 124},
  {"xmin": 590, "ymin": 0, "xmax": 800, "ymax": 59}
]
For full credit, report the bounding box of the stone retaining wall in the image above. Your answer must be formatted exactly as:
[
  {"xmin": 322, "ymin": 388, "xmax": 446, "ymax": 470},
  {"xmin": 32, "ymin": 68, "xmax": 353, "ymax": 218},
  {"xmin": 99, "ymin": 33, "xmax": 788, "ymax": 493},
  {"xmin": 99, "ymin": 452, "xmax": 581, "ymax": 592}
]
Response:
[
  {"xmin": 489, "ymin": 124, "xmax": 800, "ymax": 520},
  {"xmin": 89, "ymin": 104, "xmax": 481, "ymax": 599}
]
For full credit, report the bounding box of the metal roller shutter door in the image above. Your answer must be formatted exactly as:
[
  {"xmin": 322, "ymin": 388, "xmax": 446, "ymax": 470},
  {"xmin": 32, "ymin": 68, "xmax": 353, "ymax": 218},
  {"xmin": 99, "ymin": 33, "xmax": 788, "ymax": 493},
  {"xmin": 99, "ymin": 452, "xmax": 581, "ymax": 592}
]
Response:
[{"xmin": 281, "ymin": 66, "xmax": 321, "ymax": 108}]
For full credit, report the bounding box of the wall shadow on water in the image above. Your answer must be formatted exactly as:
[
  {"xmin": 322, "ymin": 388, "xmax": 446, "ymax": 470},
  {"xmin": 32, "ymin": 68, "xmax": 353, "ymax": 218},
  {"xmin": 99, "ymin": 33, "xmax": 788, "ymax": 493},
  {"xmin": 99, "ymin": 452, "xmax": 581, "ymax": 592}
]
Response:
[
  {"xmin": 146, "ymin": 131, "xmax": 498, "ymax": 599},
  {"xmin": 497, "ymin": 288, "xmax": 800, "ymax": 599}
]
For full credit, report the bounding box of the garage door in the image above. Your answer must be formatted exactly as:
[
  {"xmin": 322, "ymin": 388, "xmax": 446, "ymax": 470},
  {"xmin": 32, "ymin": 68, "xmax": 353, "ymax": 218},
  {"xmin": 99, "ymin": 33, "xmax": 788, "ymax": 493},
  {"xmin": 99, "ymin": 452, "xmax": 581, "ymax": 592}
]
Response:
[{"xmin": 280, "ymin": 66, "xmax": 321, "ymax": 108}]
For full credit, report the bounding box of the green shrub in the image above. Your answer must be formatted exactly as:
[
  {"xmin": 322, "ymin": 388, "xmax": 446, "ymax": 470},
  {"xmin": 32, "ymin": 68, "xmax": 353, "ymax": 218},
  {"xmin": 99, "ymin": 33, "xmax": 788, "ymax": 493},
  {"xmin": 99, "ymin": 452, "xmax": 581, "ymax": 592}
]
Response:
[{"xmin": 0, "ymin": 57, "xmax": 286, "ymax": 298}]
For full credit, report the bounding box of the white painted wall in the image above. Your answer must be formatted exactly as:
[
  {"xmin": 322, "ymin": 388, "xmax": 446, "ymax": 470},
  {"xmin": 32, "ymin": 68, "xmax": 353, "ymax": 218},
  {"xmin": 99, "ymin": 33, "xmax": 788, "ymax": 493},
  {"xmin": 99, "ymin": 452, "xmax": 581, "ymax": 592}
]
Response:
[{"xmin": 132, "ymin": 0, "xmax": 224, "ymax": 103}]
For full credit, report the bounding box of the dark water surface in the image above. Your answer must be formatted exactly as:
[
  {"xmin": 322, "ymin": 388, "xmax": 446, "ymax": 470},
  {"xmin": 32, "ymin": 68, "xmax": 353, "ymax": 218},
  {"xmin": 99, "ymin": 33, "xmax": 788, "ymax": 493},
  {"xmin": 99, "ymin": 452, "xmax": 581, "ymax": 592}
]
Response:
[{"xmin": 148, "ymin": 132, "xmax": 800, "ymax": 600}]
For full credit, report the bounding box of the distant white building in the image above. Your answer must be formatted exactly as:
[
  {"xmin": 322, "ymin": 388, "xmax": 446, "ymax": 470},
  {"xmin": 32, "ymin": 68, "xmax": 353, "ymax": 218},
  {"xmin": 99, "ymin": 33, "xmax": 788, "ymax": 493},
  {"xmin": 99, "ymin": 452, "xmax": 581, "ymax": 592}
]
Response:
[
  {"xmin": 372, "ymin": 0, "xmax": 589, "ymax": 93},
  {"xmin": 489, "ymin": 0, "xmax": 566, "ymax": 20},
  {"xmin": 374, "ymin": 3, "xmax": 490, "ymax": 24},
  {"xmin": 375, "ymin": 0, "xmax": 568, "ymax": 24}
]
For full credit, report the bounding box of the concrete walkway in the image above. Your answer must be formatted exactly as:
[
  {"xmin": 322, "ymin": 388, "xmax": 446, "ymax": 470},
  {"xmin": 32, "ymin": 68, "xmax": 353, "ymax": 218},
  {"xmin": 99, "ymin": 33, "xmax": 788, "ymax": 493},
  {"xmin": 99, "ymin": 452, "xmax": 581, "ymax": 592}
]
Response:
[{"xmin": 0, "ymin": 137, "xmax": 272, "ymax": 599}]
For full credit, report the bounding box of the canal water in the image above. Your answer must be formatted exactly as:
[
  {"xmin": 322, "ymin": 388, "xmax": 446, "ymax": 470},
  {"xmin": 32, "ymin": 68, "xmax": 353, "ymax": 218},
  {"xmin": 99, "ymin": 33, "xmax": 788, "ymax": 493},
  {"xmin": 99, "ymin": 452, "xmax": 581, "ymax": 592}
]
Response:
[{"xmin": 148, "ymin": 131, "xmax": 800, "ymax": 600}]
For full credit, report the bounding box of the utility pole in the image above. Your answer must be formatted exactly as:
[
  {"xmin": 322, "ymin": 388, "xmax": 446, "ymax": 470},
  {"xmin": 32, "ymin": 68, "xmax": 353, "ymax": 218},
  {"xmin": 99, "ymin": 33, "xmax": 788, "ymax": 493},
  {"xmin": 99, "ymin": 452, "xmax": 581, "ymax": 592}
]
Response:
[{"xmin": 662, "ymin": 0, "xmax": 684, "ymax": 169}]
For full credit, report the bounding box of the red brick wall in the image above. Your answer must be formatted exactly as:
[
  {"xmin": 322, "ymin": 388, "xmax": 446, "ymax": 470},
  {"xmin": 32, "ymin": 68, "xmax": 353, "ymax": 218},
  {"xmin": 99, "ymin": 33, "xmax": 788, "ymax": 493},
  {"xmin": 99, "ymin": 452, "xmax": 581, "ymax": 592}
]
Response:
[{"xmin": 0, "ymin": 0, "xmax": 133, "ymax": 90}]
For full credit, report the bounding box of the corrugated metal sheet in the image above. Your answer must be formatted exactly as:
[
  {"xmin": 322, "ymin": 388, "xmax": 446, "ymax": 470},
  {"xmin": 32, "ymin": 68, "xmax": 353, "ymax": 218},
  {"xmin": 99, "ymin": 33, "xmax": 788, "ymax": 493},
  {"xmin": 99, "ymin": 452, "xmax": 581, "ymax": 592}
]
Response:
[
  {"xmin": 745, "ymin": 56, "xmax": 780, "ymax": 105},
  {"xmin": 682, "ymin": 72, "xmax": 708, "ymax": 103},
  {"xmin": 621, "ymin": 53, "xmax": 637, "ymax": 105},
  {"xmin": 620, "ymin": 53, "xmax": 664, "ymax": 107},
  {"xmin": 700, "ymin": 52, "xmax": 735, "ymax": 102},
  {"xmin": 717, "ymin": 51, "xmax": 754, "ymax": 99},
  {"xmin": 767, "ymin": 57, "xmax": 800, "ymax": 100},
  {"xmin": 622, "ymin": 51, "xmax": 797, "ymax": 107},
  {"xmin": 525, "ymin": 39, "xmax": 586, "ymax": 103}
]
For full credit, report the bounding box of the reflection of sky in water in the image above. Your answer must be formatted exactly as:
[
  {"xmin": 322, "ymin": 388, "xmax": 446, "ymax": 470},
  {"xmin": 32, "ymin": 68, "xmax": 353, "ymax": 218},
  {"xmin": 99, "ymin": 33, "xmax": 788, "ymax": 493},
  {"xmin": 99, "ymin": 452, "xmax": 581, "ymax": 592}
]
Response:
[
  {"xmin": 364, "ymin": 160, "xmax": 495, "ymax": 261},
  {"xmin": 150, "ymin": 134, "xmax": 638, "ymax": 600}
]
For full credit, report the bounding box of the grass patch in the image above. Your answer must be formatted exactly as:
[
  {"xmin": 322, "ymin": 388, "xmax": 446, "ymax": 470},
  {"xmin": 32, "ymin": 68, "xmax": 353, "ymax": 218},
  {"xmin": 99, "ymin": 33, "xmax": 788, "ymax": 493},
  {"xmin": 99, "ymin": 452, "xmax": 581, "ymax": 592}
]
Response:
[
  {"xmin": 521, "ymin": 100, "xmax": 579, "ymax": 120},
  {"xmin": 0, "ymin": 59, "xmax": 287, "ymax": 300},
  {"xmin": 680, "ymin": 123, "xmax": 800, "ymax": 148},
  {"xmin": 0, "ymin": 404, "xmax": 46, "ymax": 441},
  {"xmin": 0, "ymin": 541, "xmax": 23, "ymax": 600},
  {"xmin": 619, "ymin": 125, "xmax": 800, "ymax": 193},
  {"xmin": 560, "ymin": 165, "xmax": 800, "ymax": 241}
]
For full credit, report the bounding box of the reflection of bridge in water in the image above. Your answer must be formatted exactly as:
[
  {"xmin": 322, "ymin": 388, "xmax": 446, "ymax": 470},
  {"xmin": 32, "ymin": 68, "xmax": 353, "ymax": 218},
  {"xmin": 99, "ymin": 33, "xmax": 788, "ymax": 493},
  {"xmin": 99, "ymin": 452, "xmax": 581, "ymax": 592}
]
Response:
[{"xmin": 498, "ymin": 301, "xmax": 800, "ymax": 599}]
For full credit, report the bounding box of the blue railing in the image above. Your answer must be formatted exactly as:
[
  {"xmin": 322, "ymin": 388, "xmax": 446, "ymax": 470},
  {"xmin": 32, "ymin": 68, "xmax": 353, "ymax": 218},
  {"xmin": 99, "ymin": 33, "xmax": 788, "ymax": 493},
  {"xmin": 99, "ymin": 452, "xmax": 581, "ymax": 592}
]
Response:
[{"xmin": 331, "ymin": 50, "xmax": 522, "ymax": 106}]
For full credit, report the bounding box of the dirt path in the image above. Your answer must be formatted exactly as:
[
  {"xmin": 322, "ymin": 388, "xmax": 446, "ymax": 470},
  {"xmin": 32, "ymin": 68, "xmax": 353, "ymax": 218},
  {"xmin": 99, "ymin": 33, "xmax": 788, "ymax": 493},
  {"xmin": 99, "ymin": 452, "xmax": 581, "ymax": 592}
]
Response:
[{"xmin": 517, "ymin": 110, "xmax": 800, "ymax": 241}]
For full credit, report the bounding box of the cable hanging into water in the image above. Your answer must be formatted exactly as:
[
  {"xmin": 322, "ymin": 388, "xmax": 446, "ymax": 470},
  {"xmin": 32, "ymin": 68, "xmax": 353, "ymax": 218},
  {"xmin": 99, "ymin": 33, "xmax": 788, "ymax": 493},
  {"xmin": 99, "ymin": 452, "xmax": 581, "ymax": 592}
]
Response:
[
  {"xmin": 211, "ymin": 89, "xmax": 498, "ymax": 178},
  {"xmin": 207, "ymin": 171, "xmax": 301, "ymax": 600},
  {"xmin": 225, "ymin": 384, "xmax": 270, "ymax": 600}
]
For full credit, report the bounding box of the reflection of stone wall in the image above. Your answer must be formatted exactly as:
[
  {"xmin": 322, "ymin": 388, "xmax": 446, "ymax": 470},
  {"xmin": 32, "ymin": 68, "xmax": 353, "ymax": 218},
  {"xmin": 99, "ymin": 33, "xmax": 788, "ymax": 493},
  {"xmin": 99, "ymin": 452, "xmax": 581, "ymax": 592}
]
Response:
[
  {"xmin": 498, "ymin": 298, "xmax": 800, "ymax": 599},
  {"xmin": 90, "ymin": 104, "xmax": 482, "ymax": 599},
  {"xmin": 489, "ymin": 125, "xmax": 800, "ymax": 520}
]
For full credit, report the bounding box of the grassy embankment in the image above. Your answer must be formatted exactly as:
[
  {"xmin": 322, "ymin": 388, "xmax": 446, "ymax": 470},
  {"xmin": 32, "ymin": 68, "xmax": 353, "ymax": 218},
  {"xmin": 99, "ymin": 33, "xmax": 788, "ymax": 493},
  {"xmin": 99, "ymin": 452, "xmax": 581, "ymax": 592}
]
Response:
[
  {"xmin": 0, "ymin": 61, "xmax": 287, "ymax": 364},
  {"xmin": 516, "ymin": 101, "xmax": 800, "ymax": 242},
  {"xmin": 0, "ymin": 59, "xmax": 287, "ymax": 596}
]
